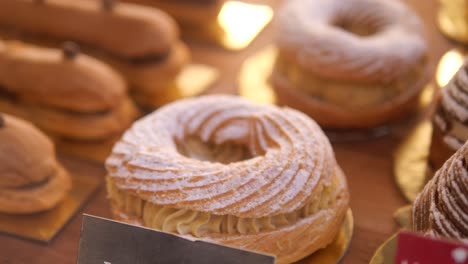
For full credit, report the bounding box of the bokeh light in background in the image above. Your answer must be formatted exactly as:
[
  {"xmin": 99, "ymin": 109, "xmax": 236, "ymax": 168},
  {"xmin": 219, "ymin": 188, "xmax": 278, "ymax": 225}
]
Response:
[
  {"xmin": 437, "ymin": 49, "xmax": 465, "ymax": 87},
  {"xmin": 218, "ymin": 1, "xmax": 273, "ymax": 50}
]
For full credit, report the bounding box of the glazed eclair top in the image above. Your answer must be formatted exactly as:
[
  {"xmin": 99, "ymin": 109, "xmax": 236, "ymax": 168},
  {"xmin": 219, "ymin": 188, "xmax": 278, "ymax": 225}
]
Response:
[
  {"xmin": 0, "ymin": 40, "xmax": 127, "ymax": 113},
  {"xmin": 0, "ymin": 0, "xmax": 178, "ymax": 60}
]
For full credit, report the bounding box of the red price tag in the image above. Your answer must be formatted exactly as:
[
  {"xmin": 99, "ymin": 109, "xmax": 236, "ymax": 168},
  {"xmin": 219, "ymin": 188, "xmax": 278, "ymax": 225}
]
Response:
[{"xmin": 395, "ymin": 231, "xmax": 468, "ymax": 264}]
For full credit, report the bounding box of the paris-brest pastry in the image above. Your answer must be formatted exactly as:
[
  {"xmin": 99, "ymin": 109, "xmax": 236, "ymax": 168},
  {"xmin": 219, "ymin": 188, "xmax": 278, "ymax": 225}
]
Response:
[
  {"xmin": 0, "ymin": 0, "xmax": 190, "ymax": 109},
  {"xmin": 106, "ymin": 95, "xmax": 350, "ymax": 263},
  {"xmin": 0, "ymin": 113, "xmax": 71, "ymax": 214},
  {"xmin": 0, "ymin": 39, "xmax": 139, "ymax": 161},
  {"xmin": 413, "ymin": 141, "xmax": 468, "ymax": 243},
  {"xmin": 272, "ymin": 0, "xmax": 428, "ymax": 129},
  {"xmin": 430, "ymin": 59, "xmax": 468, "ymax": 170}
]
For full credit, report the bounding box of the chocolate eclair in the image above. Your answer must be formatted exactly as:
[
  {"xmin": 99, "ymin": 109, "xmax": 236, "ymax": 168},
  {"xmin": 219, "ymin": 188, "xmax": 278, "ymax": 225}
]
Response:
[
  {"xmin": 413, "ymin": 140, "xmax": 468, "ymax": 243},
  {"xmin": 0, "ymin": 113, "xmax": 71, "ymax": 214},
  {"xmin": 429, "ymin": 59, "xmax": 468, "ymax": 170},
  {"xmin": 0, "ymin": 39, "xmax": 139, "ymax": 161},
  {"xmin": 0, "ymin": 0, "xmax": 190, "ymax": 109}
]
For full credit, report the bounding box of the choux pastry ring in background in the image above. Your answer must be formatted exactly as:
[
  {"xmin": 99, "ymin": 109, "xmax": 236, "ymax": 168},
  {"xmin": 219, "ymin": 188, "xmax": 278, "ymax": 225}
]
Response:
[
  {"xmin": 0, "ymin": 0, "xmax": 190, "ymax": 109},
  {"xmin": 106, "ymin": 95, "xmax": 350, "ymax": 264},
  {"xmin": 272, "ymin": 0, "xmax": 429, "ymax": 129},
  {"xmin": 0, "ymin": 113, "xmax": 71, "ymax": 214}
]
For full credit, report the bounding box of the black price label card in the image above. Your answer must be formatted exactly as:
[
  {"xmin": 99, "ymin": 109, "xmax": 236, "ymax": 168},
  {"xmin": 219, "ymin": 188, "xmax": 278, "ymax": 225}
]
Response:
[{"xmin": 77, "ymin": 214, "xmax": 275, "ymax": 264}]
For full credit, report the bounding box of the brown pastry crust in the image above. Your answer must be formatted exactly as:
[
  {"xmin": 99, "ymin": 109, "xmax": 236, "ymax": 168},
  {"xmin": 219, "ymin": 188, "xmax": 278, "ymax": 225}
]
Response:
[
  {"xmin": 131, "ymin": 82, "xmax": 181, "ymax": 111},
  {"xmin": 53, "ymin": 135, "xmax": 121, "ymax": 163},
  {"xmin": 123, "ymin": 0, "xmax": 224, "ymax": 27},
  {"xmin": 413, "ymin": 141, "xmax": 468, "ymax": 242},
  {"xmin": 0, "ymin": 40, "xmax": 139, "ymax": 139},
  {"xmin": 0, "ymin": 95, "xmax": 138, "ymax": 140},
  {"xmin": 0, "ymin": 39, "xmax": 139, "ymax": 161},
  {"xmin": 271, "ymin": 69, "xmax": 428, "ymax": 129},
  {"xmin": 111, "ymin": 188, "xmax": 348, "ymax": 264},
  {"xmin": 106, "ymin": 95, "xmax": 350, "ymax": 263},
  {"xmin": 0, "ymin": 0, "xmax": 189, "ymax": 107},
  {"xmin": 0, "ymin": 165, "xmax": 71, "ymax": 214},
  {"xmin": 273, "ymin": 0, "xmax": 428, "ymax": 129},
  {"xmin": 0, "ymin": 0, "xmax": 178, "ymax": 58},
  {"xmin": 0, "ymin": 114, "xmax": 71, "ymax": 214},
  {"xmin": 109, "ymin": 41, "xmax": 190, "ymax": 106},
  {"xmin": 110, "ymin": 168, "xmax": 349, "ymax": 264},
  {"xmin": 429, "ymin": 123, "xmax": 456, "ymax": 171},
  {"xmin": 0, "ymin": 40, "xmax": 128, "ymax": 113},
  {"xmin": 0, "ymin": 113, "xmax": 55, "ymax": 189},
  {"xmin": 275, "ymin": 0, "xmax": 427, "ymax": 84}
]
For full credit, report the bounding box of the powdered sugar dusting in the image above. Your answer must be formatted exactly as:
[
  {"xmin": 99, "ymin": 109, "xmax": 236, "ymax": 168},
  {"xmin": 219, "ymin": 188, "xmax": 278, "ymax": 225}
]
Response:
[
  {"xmin": 105, "ymin": 95, "xmax": 338, "ymax": 218},
  {"xmin": 275, "ymin": 0, "xmax": 426, "ymax": 83},
  {"xmin": 440, "ymin": 61, "xmax": 468, "ymax": 122},
  {"xmin": 436, "ymin": 60, "xmax": 468, "ymax": 149}
]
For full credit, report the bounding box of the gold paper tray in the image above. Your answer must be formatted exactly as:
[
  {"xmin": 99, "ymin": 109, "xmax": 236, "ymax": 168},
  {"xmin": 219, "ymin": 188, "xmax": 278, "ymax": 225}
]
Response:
[
  {"xmin": 393, "ymin": 47, "xmax": 467, "ymax": 202},
  {"xmin": 0, "ymin": 174, "xmax": 100, "ymax": 242},
  {"xmin": 393, "ymin": 205, "xmax": 412, "ymax": 230},
  {"xmin": 393, "ymin": 121, "xmax": 433, "ymax": 202},
  {"xmin": 438, "ymin": 0, "xmax": 468, "ymax": 44},
  {"xmin": 369, "ymin": 233, "xmax": 398, "ymax": 264},
  {"xmin": 371, "ymin": 205, "xmax": 411, "ymax": 263},
  {"xmin": 299, "ymin": 209, "xmax": 354, "ymax": 263}
]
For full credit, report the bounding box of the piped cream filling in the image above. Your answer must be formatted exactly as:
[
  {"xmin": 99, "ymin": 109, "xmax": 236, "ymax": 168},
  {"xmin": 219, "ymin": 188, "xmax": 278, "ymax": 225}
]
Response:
[
  {"xmin": 107, "ymin": 176, "xmax": 338, "ymax": 237},
  {"xmin": 273, "ymin": 55, "xmax": 426, "ymax": 109}
]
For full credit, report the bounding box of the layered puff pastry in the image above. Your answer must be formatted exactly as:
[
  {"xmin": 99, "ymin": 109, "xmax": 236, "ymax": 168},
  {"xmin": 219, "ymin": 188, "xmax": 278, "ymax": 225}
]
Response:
[
  {"xmin": 106, "ymin": 95, "xmax": 350, "ymax": 263},
  {"xmin": 272, "ymin": 0, "xmax": 428, "ymax": 129},
  {"xmin": 0, "ymin": 39, "xmax": 139, "ymax": 161},
  {"xmin": 0, "ymin": 0, "xmax": 190, "ymax": 109},
  {"xmin": 413, "ymin": 140, "xmax": 468, "ymax": 243},
  {"xmin": 430, "ymin": 59, "xmax": 468, "ymax": 170},
  {"xmin": 0, "ymin": 113, "xmax": 71, "ymax": 214}
]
